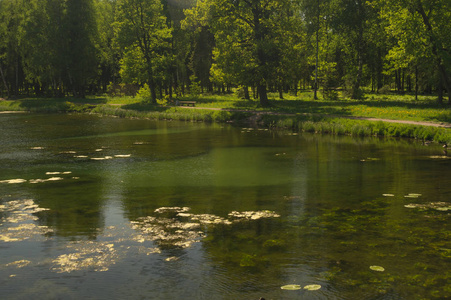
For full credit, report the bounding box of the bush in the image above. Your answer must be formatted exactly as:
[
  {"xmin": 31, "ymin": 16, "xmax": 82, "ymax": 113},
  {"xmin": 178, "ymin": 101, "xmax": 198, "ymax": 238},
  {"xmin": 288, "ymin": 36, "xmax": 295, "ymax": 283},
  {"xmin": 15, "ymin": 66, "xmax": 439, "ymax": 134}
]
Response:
[
  {"xmin": 136, "ymin": 84, "xmax": 152, "ymax": 102},
  {"xmin": 322, "ymin": 88, "xmax": 339, "ymax": 100},
  {"xmin": 378, "ymin": 85, "xmax": 392, "ymax": 94}
]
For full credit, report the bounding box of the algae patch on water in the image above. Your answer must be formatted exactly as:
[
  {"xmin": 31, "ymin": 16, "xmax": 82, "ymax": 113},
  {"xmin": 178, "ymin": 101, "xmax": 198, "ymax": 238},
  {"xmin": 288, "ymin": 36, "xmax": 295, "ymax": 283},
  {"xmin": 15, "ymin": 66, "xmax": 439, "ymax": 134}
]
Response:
[
  {"xmin": 228, "ymin": 210, "xmax": 280, "ymax": 220},
  {"xmin": 52, "ymin": 242, "xmax": 117, "ymax": 273},
  {"xmin": 0, "ymin": 199, "xmax": 52, "ymax": 242},
  {"xmin": 404, "ymin": 202, "xmax": 451, "ymax": 211},
  {"xmin": 5, "ymin": 259, "xmax": 31, "ymax": 268},
  {"xmin": 131, "ymin": 207, "xmax": 281, "ymax": 253}
]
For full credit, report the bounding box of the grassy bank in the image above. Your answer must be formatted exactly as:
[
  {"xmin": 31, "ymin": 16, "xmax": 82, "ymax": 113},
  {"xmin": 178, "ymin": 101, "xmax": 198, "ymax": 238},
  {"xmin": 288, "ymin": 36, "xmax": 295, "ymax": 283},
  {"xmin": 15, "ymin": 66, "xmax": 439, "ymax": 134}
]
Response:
[
  {"xmin": 259, "ymin": 114, "xmax": 451, "ymax": 144},
  {"xmin": 1, "ymin": 92, "xmax": 451, "ymax": 143}
]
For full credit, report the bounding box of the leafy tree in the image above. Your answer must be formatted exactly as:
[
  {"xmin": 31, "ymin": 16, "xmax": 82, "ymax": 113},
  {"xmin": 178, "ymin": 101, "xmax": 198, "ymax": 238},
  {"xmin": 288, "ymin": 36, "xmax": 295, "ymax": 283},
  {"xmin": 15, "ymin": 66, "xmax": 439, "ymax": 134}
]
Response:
[
  {"xmin": 20, "ymin": 0, "xmax": 99, "ymax": 97},
  {"xmin": 329, "ymin": 0, "xmax": 375, "ymax": 99},
  {"xmin": 64, "ymin": 0, "xmax": 99, "ymax": 97},
  {"xmin": 115, "ymin": 0, "xmax": 172, "ymax": 103},
  {"xmin": 0, "ymin": 0, "xmax": 25, "ymax": 97},
  {"xmin": 186, "ymin": 0, "xmax": 298, "ymax": 106},
  {"xmin": 95, "ymin": 0, "xmax": 120, "ymax": 92},
  {"xmin": 375, "ymin": 0, "xmax": 451, "ymax": 103}
]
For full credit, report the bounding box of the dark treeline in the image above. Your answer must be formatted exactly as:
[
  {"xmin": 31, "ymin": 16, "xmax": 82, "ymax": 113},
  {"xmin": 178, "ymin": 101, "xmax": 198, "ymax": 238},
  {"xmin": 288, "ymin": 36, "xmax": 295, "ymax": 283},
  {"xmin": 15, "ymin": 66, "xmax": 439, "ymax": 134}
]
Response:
[{"xmin": 0, "ymin": 0, "xmax": 450, "ymax": 105}]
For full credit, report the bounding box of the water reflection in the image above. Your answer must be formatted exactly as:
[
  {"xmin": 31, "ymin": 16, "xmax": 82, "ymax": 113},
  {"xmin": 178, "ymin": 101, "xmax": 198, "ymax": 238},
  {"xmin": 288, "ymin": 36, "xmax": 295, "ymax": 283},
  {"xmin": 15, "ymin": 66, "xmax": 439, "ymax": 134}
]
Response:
[{"xmin": 0, "ymin": 114, "xmax": 450, "ymax": 299}]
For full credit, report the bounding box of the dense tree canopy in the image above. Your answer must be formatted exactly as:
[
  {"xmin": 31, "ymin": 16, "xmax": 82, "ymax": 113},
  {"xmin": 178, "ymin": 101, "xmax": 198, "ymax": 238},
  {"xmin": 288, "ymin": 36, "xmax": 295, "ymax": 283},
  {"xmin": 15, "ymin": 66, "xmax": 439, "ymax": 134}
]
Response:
[{"xmin": 0, "ymin": 0, "xmax": 449, "ymax": 102}]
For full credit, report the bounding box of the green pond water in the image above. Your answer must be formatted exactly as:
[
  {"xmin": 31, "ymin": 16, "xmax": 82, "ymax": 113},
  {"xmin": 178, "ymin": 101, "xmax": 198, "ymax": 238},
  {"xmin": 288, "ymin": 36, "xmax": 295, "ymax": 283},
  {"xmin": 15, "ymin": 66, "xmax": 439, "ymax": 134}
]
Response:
[{"xmin": 0, "ymin": 113, "xmax": 450, "ymax": 299}]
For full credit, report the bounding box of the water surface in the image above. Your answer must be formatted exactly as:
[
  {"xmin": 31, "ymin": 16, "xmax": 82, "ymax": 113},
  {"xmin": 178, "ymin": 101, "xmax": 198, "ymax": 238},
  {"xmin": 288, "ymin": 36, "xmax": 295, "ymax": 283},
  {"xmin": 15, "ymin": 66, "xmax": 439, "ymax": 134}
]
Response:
[{"xmin": 0, "ymin": 114, "xmax": 450, "ymax": 299}]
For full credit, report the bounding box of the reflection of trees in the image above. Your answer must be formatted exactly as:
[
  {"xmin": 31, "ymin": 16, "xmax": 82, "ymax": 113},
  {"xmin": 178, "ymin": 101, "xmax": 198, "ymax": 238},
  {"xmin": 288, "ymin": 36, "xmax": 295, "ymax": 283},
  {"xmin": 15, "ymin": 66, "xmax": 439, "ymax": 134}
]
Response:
[{"xmin": 31, "ymin": 178, "xmax": 105, "ymax": 239}]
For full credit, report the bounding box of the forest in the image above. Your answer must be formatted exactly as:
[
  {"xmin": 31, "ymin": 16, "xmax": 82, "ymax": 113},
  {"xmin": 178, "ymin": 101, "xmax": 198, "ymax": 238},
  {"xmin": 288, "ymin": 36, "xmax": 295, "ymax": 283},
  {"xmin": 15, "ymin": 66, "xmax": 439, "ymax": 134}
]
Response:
[{"xmin": 0, "ymin": 0, "xmax": 450, "ymax": 106}]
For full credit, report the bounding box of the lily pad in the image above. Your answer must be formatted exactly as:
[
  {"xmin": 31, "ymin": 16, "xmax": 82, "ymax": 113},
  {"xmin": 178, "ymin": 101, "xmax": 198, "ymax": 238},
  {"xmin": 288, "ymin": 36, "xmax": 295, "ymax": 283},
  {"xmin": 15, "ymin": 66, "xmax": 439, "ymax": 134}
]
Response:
[
  {"xmin": 281, "ymin": 284, "xmax": 301, "ymax": 290},
  {"xmin": 370, "ymin": 265, "xmax": 385, "ymax": 272},
  {"xmin": 0, "ymin": 179, "xmax": 27, "ymax": 184},
  {"xmin": 114, "ymin": 154, "xmax": 131, "ymax": 158},
  {"xmin": 304, "ymin": 284, "xmax": 321, "ymax": 291}
]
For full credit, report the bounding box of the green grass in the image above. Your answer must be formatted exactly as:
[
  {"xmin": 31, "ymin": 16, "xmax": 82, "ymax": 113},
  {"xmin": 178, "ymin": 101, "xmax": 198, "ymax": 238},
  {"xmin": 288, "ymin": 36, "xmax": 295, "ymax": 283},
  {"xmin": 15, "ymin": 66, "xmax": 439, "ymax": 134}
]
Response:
[
  {"xmin": 259, "ymin": 114, "xmax": 451, "ymax": 144},
  {"xmin": 175, "ymin": 91, "xmax": 451, "ymax": 123},
  {"xmin": 1, "ymin": 91, "xmax": 451, "ymax": 144}
]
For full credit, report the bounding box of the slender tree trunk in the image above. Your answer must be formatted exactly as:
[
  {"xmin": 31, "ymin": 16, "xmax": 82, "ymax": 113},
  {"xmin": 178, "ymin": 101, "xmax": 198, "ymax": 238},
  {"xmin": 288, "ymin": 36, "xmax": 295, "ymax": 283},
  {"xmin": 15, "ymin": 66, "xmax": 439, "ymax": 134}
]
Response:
[
  {"xmin": 314, "ymin": 0, "xmax": 319, "ymax": 100},
  {"xmin": 415, "ymin": 65, "xmax": 418, "ymax": 101},
  {"xmin": 150, "ymin": 79, "xmax": 157, "ymax": 103},
  {"xmin": 438, "ymin": 76, "xmax": 443, "ymax": 104},
  {"xmin": 244, "ymin": 86, "xmax": 250, "ymax": 100},
  {"xmin": 352, "ymin": 53, "xmax": 363, "ymax": 99},
  {"xmin": 0, "ymin": 63, "xmax": 10, "ymax": 98},
  {"xmin": 279, "ymin": 86, "xmax": 283, "ymax": 99}
]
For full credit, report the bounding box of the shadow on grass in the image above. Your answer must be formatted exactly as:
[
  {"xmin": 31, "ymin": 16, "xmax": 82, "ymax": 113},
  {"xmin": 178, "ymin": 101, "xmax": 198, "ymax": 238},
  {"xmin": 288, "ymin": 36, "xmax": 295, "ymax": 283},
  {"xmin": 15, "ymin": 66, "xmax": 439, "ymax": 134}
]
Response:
[
  {"xmin": 17, "ymin": 97, "xmax": 108, "ymax": 111},
  {"xmin": 425, "ymin": 110, "xmax": 451, "ymax": 123},
  {"xmin": 121, "ymin": 102, "xmax": 173, "ymax": 112},
  {"xmin": 268, "ymin": 99, "xmax": 353, "ymax": 115}
]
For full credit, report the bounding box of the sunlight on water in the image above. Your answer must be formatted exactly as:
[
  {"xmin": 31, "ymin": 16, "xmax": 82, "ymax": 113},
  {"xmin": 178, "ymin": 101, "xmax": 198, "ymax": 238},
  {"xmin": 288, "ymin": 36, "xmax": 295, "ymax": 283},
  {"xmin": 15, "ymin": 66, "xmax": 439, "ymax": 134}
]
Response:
[{"xmin": 0, "ymin": 114, "xmax": 450, "ymax": 299}]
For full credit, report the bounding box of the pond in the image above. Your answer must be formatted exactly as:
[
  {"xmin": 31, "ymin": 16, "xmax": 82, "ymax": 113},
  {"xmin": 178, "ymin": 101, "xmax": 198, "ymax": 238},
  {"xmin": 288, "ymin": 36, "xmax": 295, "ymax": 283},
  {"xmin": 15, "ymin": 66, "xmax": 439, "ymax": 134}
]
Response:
[{"xmin": 0, "ymin": 113, "xmax": 450, "ymax": 299}]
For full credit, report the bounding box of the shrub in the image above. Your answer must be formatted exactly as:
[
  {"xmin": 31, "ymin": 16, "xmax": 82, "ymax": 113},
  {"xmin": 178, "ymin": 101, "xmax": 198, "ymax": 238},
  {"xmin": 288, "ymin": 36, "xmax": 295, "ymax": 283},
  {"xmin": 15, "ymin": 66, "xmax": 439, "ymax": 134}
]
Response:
[{"xmin": 136, "ymin": 84, "xmax": 152, "ymax": 102}]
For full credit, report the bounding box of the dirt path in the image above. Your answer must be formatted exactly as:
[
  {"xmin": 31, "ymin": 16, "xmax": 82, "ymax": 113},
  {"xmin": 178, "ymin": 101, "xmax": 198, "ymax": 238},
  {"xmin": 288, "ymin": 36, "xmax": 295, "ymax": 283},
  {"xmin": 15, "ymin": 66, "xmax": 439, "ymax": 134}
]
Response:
[{"xmin": 175, "ymin": 105, "xmax": 451, "ymax": 128}]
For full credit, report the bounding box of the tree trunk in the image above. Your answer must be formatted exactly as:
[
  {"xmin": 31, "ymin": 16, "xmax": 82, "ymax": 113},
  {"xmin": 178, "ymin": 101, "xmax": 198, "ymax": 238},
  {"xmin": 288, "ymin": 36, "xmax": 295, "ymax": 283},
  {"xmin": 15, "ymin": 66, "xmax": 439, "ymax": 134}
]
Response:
[
  {"xmin": 415, "ymin": 65, "xmax": 418, "ymax": 101},
  {"xmin": 438, "ymin": 76, "xmax": 443, "ymax": 104},
  {"xmin": 258, "ymin": 84, "xmax": 269, "ymax": 106},
  {"xmin": 244, "ymin": 86, "xmax": 250, "ymax": 100},
  {"xmin": 0, "ymin": 63, "xmax": 10, "ymax": 98},
  {"xmin": 150, "ymin": 80, "xmax": 157, "ymax": 103}
]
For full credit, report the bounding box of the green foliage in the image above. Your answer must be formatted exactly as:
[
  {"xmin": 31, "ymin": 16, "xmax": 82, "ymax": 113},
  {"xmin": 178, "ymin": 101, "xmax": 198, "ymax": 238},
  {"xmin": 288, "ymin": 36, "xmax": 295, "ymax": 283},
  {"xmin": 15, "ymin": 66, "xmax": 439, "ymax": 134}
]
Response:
[
  {"xmin": 115, "ymin": 0, "xmax": 172, "ymax": 103},
  {"xmin": 107, "ymin": 83, "xmax": 139, "ymax": 97},
  {"xmin": 136, "ymin": 84, "xmax": 153, "ymax": 102},
  {"xmin": 189, "ymin": 75, "xmax": 201, "ymax": 97}
]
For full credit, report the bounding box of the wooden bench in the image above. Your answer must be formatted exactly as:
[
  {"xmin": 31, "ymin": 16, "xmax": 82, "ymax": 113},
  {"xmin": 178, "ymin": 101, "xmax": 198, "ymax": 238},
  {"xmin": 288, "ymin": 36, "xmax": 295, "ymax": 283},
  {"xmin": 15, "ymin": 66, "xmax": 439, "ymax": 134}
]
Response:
[{"xmin": 177, "ymin": 101, "xmax": 196, "ymax": 107}]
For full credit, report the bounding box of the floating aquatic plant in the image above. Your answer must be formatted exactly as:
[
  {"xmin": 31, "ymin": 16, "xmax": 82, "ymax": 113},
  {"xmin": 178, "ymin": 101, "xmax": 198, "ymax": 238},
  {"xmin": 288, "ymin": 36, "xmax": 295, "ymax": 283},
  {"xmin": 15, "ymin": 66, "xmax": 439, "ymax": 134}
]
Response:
[
  {"xmin": 52, "ymin": 242, "xmax": 117, "ymax": 273},
  {"xmin": 0, "ymin": 179, "xmax": 27, "ymax": 184},
  {"xmin": 281, "ymin": 284, "xmax": 301, "ymax": 290},
  {"xmin": 90, "ymin": 156, "xmax": 113, "ymax": 160},
  {"xmin": 304, "ymin": 284, "xmax": 322, "ymax": 291},
  {"xmin": 29, "ymin": 177, "xmax": 64, "ymax": 184},
  {"xmin": 228, "ymin": 210, "xmax": 280, "ymax": 220},
  {"xmin": 165, "ymin": 256, "xmax": 179, "ymax": 262},
  {"xmin": 0, "ymin": 199, "xmax": 52, "ymax": 242},
  {"xmin": 131, "ymin": 207, "xmax": 281, "ymax": 253},
  {"xmin": 154, "ymin": 207, "xmax": 190, "ymax": 214},
  {"xmin": 360, "ymin": 157, "xmax": 380, "ymax": 162},
  {"xmin": 45, "ymin": 171, "xmax": 71, "ymax": 175},
  {"xmin": 404, "ymin": 193, "xmax": 422, "ymax": 198},
  {"xmin": 370, "ymin": 265, "xmax": 385, "ymax": 272},
  {"xmin": 114, "ymin": 154, "xmax": 131, "ymax": 158},
  {"xmin": 5, "ymin": 260, "xmax": 31, "ymax": 268},
  {"xmin": 404, "ymin": 202, "xmax": 450, "ymax": 211}
]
